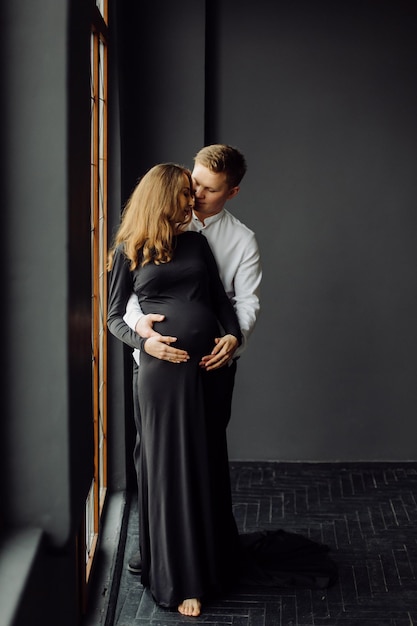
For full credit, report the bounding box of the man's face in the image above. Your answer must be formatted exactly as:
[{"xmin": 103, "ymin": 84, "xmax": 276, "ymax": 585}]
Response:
[{"xmin": 191, "ymin": 162, "xmax": 239, "ymax": 220}]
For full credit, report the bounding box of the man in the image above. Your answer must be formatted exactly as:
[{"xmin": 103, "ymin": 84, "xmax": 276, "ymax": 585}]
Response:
[{"xmin": 123, "ymin": 144, "xmax": 262, "ymax": 573}]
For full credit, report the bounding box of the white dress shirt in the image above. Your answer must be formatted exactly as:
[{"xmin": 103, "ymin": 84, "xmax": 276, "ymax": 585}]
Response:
[{"xmin": 123, "ymin": 208, "xmax": 262, "ymax": 364}]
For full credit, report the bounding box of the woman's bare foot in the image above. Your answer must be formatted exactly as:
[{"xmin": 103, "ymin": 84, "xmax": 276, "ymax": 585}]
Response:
[{"xmin": 178, "ymin": 598, "xmax": 201, "ymax": 617}]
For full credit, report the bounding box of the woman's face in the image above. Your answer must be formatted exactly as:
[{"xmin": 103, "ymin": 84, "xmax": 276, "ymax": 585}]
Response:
[{"xmin": 174, "ymin": 173, "xmax": 194, "ymax": 228}]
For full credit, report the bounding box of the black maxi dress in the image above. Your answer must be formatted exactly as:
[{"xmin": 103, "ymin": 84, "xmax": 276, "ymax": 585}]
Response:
[
  {"xmin": 107, "ymin": 231, "xmax": 338, "ymax": 609},
  {"xmin": 108, "ymin": 231, "xmax": 243, "ymax": 607}
]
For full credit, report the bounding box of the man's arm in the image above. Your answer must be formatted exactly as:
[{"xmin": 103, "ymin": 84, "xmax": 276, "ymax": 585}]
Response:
[
  {"xmin": 231, "ymin": 231, "xmax": 262, "ymax": 352},
  {"xmin": 123, "ymin": 292, "xmax": 145, "ymax": 331},
  {"xmin": 200, "ymin": 232, "xmax": 262, "ymax": 369},
  {"xmin": 124, "ymin": 292, "xmax": 166, "ymax": 338}
]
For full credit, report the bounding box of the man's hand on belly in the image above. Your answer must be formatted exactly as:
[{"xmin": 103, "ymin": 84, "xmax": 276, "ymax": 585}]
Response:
[{"xmin": 135, "ymin": 313, "xmax": 166, "ymax": 338}]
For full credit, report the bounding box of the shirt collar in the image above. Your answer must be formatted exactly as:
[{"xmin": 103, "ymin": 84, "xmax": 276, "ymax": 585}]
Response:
[{"xmin": 192, "ymin": 209, "xmax": 225, "ymax": 228}]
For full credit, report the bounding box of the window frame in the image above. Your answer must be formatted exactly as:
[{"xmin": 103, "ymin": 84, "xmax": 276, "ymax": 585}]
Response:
[{"xmin": 78, "ymin": 0, "xmax": 109, "ymax": 611}]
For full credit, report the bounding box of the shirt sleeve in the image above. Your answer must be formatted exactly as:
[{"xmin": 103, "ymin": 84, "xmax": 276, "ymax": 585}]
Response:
[
  {"xmin": 232, "ymin": 231, "xmax": 262, "ymax": 354},
  {"xmin": 123, "ymin": 292, "xmax": 144, "ymax": 330},
  {"xmin": 107, "ymin": 247, "xmax": 147, "ymax": 350},
  {"xmin": 201, "ymin": 236, "xmax": 242, "ymax": 344}
]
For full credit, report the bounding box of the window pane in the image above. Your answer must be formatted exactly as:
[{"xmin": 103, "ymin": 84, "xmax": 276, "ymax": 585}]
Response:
[{"xmin": 83, "ymin": 3, "xmax": 108, "ymax": 589}]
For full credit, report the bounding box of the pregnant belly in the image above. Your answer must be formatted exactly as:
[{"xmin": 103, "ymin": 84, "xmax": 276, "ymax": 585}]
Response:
[{"xmin": 142, "ymin": 300, "xmax": 220, "ymax": 357}]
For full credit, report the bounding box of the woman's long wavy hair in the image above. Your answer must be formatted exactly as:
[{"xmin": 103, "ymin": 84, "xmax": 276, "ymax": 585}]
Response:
[{"xmin": 108, "ymin": 163, "xmax": 193, "ymax": 271}]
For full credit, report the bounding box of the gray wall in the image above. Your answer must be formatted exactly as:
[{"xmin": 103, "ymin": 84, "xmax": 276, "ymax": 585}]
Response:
[
  {"xmin": 1, "ymin": 1, "xmax": 92, "ymax": 624},
  {"xmin": 111, "ymin": 0, "xmax": 208, "ymax": 488},
  {"xmin": 211, "ymin": 0, "xmax": 417, "ymax": 461},
  {"xmin": 115, "ymin": 0, "xmax": 417, "ymax": 462},
  {"xmin": 1, "ymin": 0, "xmax": 92, "ymax": 547}
]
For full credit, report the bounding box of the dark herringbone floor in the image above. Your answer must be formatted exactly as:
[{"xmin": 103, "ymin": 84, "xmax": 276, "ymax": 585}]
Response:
[{"xmin": 112, "ymin": 462, "xmax": 417, "ymax": 625}]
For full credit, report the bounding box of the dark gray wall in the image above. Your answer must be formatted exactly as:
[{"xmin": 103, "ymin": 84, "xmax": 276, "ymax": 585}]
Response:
[
  {"xmin": 115, "ymin": 0, "xmax": 417, "ymax": 462},
  {"xmin": 114, "ymin": 0, "xmax": 206, "ymax": 193},
  {"xmin": 1, "ymin": 1, "xmax": 92, "ymax": 624},
  {"xmin": 1, "ymin": 0, "xmax": 92, "ymax": 547},
  {"xmin": 111, "ymin": 0, "xmax": 207, "ymax": 487},
  {"xmin": 210, "ymin": 0, "xmax": 417, "ymax": 460}
]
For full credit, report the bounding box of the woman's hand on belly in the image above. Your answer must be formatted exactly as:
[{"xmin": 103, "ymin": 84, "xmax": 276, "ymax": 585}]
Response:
[
  {"xmin": 143, "ymin": 335, "xmax": 190, "ymax": 363},
  {"xmin": 199, "ymin": 334, "xmax": 239, "ymax": 371}
]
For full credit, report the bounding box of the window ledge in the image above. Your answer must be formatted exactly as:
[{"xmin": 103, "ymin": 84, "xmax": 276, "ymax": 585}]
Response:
[
  {"xmin": 82, "ymin": 491, "xmax": 130, "ymax": 626},
  {"xmin": 0, "ymin": 528, "xmax": 44, "ymax": 626}
]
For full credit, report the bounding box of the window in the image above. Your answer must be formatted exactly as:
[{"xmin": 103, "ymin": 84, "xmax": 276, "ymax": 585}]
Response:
[{"xmin": 78, "ymin": 0, "xmax": 108, "ymax": 609}]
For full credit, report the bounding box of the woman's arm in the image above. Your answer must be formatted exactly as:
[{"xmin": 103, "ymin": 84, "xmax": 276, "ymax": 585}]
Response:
[
  {"xmin": 108, "ymin": 247, "xmax": 190, "ymax": 362},
  {"xmin": 107, "ymin": 247, "xmax": 146, "ymax": 350}
]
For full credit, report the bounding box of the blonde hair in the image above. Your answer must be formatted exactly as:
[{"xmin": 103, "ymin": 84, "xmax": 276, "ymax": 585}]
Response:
[
  {"xmin": 194, "ymin": 144, "xmax": 247, "ymax": 188},
  {"xmin": 108, "ymin": 163, "xmax": 192, "ymax": 270}
]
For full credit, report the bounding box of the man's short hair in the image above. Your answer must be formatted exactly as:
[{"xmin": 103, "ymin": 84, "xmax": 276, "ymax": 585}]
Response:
[{"xmin": 194, "ymin": 144, "xmax": 247, "ymax": 188}]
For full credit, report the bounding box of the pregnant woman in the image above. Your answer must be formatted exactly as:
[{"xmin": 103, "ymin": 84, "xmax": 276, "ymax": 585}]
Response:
[{"xmin": 107, "ymin": 163, "xmax": 242, "ymax": 616}]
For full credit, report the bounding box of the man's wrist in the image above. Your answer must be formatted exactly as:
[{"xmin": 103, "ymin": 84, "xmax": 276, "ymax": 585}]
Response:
[{"xmin": 134, "ymin": 314, "xmax": 145, "ymax": 335}]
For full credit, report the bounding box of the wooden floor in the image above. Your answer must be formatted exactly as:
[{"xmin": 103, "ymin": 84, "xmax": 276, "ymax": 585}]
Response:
[{"xmin": 111, "ymin": 462, "xmax": 417, "ymax": 625}]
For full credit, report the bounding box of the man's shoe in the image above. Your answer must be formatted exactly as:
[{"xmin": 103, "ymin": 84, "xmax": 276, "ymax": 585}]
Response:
[{"xmin": 127, "ymin": 550, "xmax": 142, "ymax": 574}]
